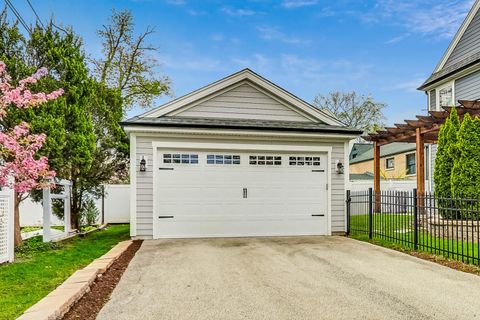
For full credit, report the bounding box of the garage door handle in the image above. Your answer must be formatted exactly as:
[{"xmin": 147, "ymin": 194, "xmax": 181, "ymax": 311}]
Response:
[
  {"xmin": 312, "ymin": 169, "xmax": 325, "ymax": 172},
  {"xmin": 311, "ymin": 214, "xmax": 325, "ymax": 217},
  {"xmin": 158, "ymin": 215, "xmax": 174, "ymax": 219},
  {"xmin": 243, "ymin": 188, "xmax": 248, "ymax": 199}
]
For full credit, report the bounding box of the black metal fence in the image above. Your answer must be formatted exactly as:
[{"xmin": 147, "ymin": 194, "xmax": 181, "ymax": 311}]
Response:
[{"xmin": 346, "ymin": 188, "xmax": 480, "ymax": 265}]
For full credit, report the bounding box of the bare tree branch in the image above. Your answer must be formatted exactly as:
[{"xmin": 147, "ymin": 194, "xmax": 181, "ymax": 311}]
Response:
[
  {"xmin": 93, "ymin": 10, "xmax": 170, "ymax": 109},
  {"xmin": 313, "ymin": 91, "xmax": 386, "ymax": 134}
]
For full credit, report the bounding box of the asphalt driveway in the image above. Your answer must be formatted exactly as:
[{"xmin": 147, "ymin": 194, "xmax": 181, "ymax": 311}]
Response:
[{"xmin": 97, "ymin": 237, "xmax": 480, "ymax": 320}]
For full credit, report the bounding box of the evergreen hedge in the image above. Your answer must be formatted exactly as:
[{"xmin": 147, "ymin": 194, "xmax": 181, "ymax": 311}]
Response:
[
  {"xmin": 433, "ymin": 108, "xmax": 460, "ymax": 197},
  {"xmin": 450, "ymin": 113, "xmax": 480, "ymax": 219}
]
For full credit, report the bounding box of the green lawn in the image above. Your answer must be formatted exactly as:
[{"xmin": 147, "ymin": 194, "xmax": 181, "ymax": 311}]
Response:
[
  {"xmin": 350, "ymin": 214, "xmax": 480, "ymax": 265},
  {"xmin": 0, "ymin": 224, "xmax": 130, "ymax": 320}
]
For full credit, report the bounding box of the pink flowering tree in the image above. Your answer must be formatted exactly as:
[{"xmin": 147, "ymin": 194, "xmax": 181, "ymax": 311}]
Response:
[{"xmin": 0, "ymin": 61, "xmax": 63, "ymax": 246}]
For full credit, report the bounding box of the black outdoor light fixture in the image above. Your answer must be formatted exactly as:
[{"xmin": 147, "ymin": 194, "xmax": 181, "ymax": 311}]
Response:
[
  {"xmin": 336, "ymin": 160, "xmax": 344, "ymax": 174},
  {"xmin": 140, "ymin": 156, "xmax": 147, "ymax": 172}
]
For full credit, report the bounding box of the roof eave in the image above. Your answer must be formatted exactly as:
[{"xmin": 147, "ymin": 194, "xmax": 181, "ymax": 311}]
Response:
[
  {"xmin": 418, "ymin": 58, "xmax": 480, "ymax": 91},
  {"xmin": 120, "ymin": 120, "xmax": 363, "ymax": 135}
]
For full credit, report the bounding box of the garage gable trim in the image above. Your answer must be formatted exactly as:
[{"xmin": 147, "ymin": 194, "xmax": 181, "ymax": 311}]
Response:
[
  {"xmin": 139, "ymin": 69, "xmax": 343, "ymax": 126},
  {"xmin": 165, "ymin": 80, "xmax": 318, "ymax": 123}
]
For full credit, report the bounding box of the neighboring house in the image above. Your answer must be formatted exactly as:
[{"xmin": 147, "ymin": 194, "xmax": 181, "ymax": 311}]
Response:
[
  {"xmin": 349, "ymin": 143, "xmax": 418, "ymax": 180},
  {"xmin": 418, "ymin": 0, "xmax": 480, "ymax": 190},
  {"xmin": 122, "ymin": 69, "xmax": 361, "ymax": 239}
]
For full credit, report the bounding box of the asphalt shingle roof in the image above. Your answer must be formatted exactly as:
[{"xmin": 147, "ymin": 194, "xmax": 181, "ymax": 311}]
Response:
[
  {"xmin": 349, "ymin": 142, "xmax": 416, "ymax": 164},
  {"xmin": 418, "ymin": 52, "xmax": 480, "ymax": 90},
  {"xmin": 122, "ymin": 116, "xmax": 363, "ymax": 134}
]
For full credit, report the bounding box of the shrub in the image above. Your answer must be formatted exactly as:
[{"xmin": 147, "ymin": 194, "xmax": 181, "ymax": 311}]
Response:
[
  {"xmin": 434, "ymin": 108, "xmax": 460, "ymax": 218},
  {"xmin": 451, "ymin": 114, "xmax": 480, "ymax": 218},
  {"xmin": 80, "ymin": 198, "xmax": 99, "ymax": 227}
]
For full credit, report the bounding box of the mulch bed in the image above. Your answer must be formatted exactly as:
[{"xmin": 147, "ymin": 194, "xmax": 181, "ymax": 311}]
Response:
[
  {"xmin": 62, "ymin": 240, "xmax": 143, "ymax": 320},
  {"xmin": 408, "ymin": 251, "xmax": 480, "ymax": 276}
]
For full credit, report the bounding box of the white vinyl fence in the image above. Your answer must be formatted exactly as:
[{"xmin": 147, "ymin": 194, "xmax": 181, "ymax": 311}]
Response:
[
  {"xmin": 349, "ymin": 180, "xmax": 421, "ymax": 192},
  {"xmin": 0, "ymin": 187, "xmax": 14, "ymax": 263},
  {"xmin": 20, "ymin": 184, "xmax": 130, "ymax": 227},
  {"xmin": 103, "ymin": 184, "xmax": 130, "ymax": 223}
]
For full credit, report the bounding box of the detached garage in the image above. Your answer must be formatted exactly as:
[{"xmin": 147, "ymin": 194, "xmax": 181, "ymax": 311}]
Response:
[{"xmin": 123, "ymin": 69, "xmax": 361, "ymax": 239}]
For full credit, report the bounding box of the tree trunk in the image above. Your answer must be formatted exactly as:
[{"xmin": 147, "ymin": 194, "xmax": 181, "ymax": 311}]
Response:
[
  {"xmin": 13, "ymin": 192, "xmax": 22, "ymax": 247},
  {"xmin": 70, "ymin": 186, "xmax": 80, "ymax": 231}
]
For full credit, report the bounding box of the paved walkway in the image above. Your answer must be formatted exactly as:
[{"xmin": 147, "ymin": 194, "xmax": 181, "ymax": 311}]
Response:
[{"xmin": 98, "ymin": 237, "xmax": 480, "ymax": 320}]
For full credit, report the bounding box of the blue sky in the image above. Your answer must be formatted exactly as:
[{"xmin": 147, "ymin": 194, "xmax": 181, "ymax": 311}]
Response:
[{"xmin": 10, "ymin": 0, "xmax": 475, "ymax": 124}]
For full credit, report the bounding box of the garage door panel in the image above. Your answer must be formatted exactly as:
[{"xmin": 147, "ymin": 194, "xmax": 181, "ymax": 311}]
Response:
[
  {"xmin": 158, "ymin": 188, "xmax": 242, "ymax": 202},
  {"xmin": 156, "ymin": 218, "xmax": 327, "ymax": 238},
  {"xmin": 155, "ymin": 150, "xmax": 329, "ymax": 238}
]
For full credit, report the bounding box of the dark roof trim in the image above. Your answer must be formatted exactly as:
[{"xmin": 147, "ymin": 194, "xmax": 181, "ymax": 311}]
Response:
[
  {"xmin": 418, "ymin": 54, "xmax": 480, "ymax": 90},
  {"xmin": 121, "ymin": 117, "xmax": 363, "ymax": 135}
]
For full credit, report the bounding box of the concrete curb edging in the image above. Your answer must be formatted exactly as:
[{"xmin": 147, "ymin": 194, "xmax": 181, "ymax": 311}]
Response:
[{"xmin": 17, "ymin": 240, "xmax": 133, "ymax": 320}]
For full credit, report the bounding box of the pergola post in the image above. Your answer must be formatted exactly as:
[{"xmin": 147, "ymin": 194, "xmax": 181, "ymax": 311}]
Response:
[
  {"xmin": 373, "ymin": 142, "xmax": 381, "ymax": 212},
  {"xmin": 415, "ymin": 128, "xmax": 425, "ymax": 209}
]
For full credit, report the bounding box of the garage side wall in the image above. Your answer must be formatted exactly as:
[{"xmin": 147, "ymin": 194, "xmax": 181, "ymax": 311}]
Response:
[{"xmin": 134, "ymin": 134, "xmax": 347, "ymax": 238}]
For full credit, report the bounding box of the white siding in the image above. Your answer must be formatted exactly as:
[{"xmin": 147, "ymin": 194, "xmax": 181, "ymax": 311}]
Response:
[
  {"xmin": 135, "ymin": 134, "xmax": 347, "ymax": 237},
  {"xmin": 168, "ymin": 83, "xmax": 312, "ymax": 122}
]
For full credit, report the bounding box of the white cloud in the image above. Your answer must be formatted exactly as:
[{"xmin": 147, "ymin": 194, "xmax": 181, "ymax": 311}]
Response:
[
  {"xmin": 160, "ymin": 54, "xmax": 223, "ymax": 73},
  {"xmin": 373, "ymin": 0, "xmax": 475, "ymax": 38},
  {"xmin": 257, "ymin": 26, "xmax": 310, "ymax": 45},
  {"xmin": 221, "ymin": 7, "xmax": 258, "ymax": 16},
  {"xmin": 232, "ymin": 53, "xmax": 372, "ymax": 88},
  {"xmin": 385, "ymin": 33, "xmax": 410, "ymax": 45},
  {"xmin": 282, "ymin": 0, "xmax": 319, "ymax": 9},
  {"xmin": 389, "ymin": 77, "xmax": 426, "ymax": 92},
  {"xmin": 211, "ymin": 33, "xmax": 224, "ymax": 41},
  {"xmin": 187, "ymin": 9, "xmax": 207, "ymax": 16},
  {"xmin": 165, "ymin": 0, "xmax": 185, "ymax": 5},
  {"xmin": 316, "ymin": 7, "xmax": 335, "ymax": 17}
]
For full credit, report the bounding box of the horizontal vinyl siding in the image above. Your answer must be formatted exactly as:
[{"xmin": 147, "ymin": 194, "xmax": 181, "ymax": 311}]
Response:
[
  {"xmin": 455, "ymin": 69, "xmax": 480, "ymax": 101},
  {"xmin": 172, "ymin": 83, "xmax": 311, "ymax": 122},
  {"xmin": 444, "ymin": 9, "xmax": 480, "ymax": 68},
  {"xmin": 135, "ymin": 135, "xmax": 347, "ymax": 236}
]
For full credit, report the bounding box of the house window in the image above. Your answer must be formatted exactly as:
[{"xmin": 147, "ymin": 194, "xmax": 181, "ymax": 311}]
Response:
[
  {"xmin": 207, "ymin": 155, "xmax": 240, "ymax": 165},
  {"xmin": 385, "ymin": 157, "xmax": 394, "ymax": 170},
  {"xmin": 437, "ymin": 82, "xmax": 454, "ymax": 109},
  {"xmin": 163, "ymin": 154, "xmax": 198, "ymax": 164},
  {"xmin": 406, "ymin": 153, "xmax": 416, "ymax": 175},
  {"xmin": 289, "ymin": 156, "xmax": 321, "ymax": 166},
  {"xmin": 249, "ymin": 155, "xmax": 282, "ymax": 166}
]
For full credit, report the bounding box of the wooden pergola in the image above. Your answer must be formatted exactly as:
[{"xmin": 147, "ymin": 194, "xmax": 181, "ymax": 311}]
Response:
[{"xmin": 364, "ymin": 100, "xmax": 480, "ymax": 197}]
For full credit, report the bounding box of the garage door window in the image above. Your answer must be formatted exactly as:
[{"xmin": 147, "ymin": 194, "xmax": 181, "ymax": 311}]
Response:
[
  {"xmin": 163, "ymin": 154, "xmax": 198, "ymax": 164},
  {"xmin": 207, "ymin": 155, "xmax": 241, "ymax": 165},
  {"xmin": 289, "ymin": 156, "xmax": 321, "ymax": 166},
  {"xmin": 249, "ymin": 155, "xmax": 282, "ymax": 166}
]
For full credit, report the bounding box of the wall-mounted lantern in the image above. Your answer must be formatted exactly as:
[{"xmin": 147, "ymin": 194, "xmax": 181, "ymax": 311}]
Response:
[
  {"xmin": 140, "ymin": 156, "xmax": 147, "ymax": 172},
  {"xmin": 335, "ymin": 160, "xmax": 344, "ymax": 174}
]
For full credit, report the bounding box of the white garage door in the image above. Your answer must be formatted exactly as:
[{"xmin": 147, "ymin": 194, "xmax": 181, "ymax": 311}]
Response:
[{"xmin": 154, "ymin": 150, "xmax": 328, "ymax": 238}]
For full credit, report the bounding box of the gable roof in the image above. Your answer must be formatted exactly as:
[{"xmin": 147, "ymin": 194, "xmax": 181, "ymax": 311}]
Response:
[
  {"xmin": 136, "ymin": 69, "xmax": 343, "ymax": 126},
  {"xmin": 350, "ymin": 172, "xmax": 386, "ymax": 181},
  {"xmin": 349, "ymin": 143, "xmax": 373, "ymax": 162},
  {"xmin": 349, "ymin": 143, "xmax": 416, "ymax": 164},
  {"xmin": 434, "ymin": 0, "xmax": 480, "ymax": 73},
  {"xmin": 419, "ymin": 0, "xmax": 480, "ymax": 90}
]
